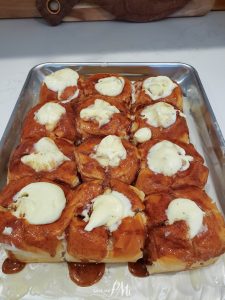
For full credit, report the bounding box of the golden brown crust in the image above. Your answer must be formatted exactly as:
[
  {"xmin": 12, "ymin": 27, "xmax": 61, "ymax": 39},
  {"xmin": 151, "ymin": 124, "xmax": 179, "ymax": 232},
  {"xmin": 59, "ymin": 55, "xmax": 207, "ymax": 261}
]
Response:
[
  {"xmin": 84, "ymin": 73, "xmax": 131, "ymax": 112},
  {"xmin": 66, "ymin": 217, "xmax": 108, "ymax": 262},
  {"xmin": 147, "ymin": 222, "xmax": 194, "ymax": 265},
  {"xmin": 8, "ymin": 137, "xmax": 79, "ymax": 187},
  {"xmin": 136, "ymin": 139, "xmax": 209, "ymax": 195},
  {"xmin": 75, "ymin": 97, "xmax": 131, "ymax": 139},
  {"xmin": 0, "ymin": 176, "xmax": 77, "ymax": 258},
  {"xmin": 132, "ymin": 79, "xmax": 183, "ymax": 112},
  {"xmin": 2, "ymin": 71, "xmax": 225, "ymax": 269},
  {"xmin": 146, "ymin": 256, "xmax": 218, "ymax": 274},
  {"xmin": 132, "ymin": 106, "xmax": 189, "ymax": 143},
  {"xmin": 72, "ymin": 180, "xmax": 144, "ymax": 220},
  {"xmin": 39, "ymin": 76, "xmax": 84, "ymax": 104},
  {"xmin": 5, "ymin": 247, "xmax": 64, "ymax": 263},
  {"xmin": 180, "ymin": 188, "xmax": 225, "ymax": 261},
  {"xmin": 72, "ymin": 180, "xmax": 104, "ymax": 216},
  {"xmin": 110, "ymin": 179, "xmax": 145, "ymax": 211},
  {"xmin": 21, "ymin": 102, "xmax": 77, "ymax": 142},
  {"xmin": 109, "ymin": 213, "xmax": 146, "ymax": 262},
  {"xmin": 145, "ymin": 187, "xmax": 225, "ymax": 273},
  {"xmin": 74, "ymin": 137, "xmax": 139, "ymax": 184},
  {"xmin": 66, "ymin": 180, "xmax": 145, "ymax": 262}
]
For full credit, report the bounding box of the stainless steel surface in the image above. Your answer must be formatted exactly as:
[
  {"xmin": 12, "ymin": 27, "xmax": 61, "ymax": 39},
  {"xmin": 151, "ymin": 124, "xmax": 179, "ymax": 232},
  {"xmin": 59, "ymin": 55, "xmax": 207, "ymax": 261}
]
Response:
[{"xmin": 0, "ymin": 62, "xmax": 224, "ymax": 214}]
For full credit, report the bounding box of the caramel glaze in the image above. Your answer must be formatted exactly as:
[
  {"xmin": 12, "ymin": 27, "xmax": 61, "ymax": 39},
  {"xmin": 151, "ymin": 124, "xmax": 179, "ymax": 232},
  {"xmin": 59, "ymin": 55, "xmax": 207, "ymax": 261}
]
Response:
[
  {"xmin": 2, "ymin": 258, "xmax": 26, "ymax": 274},
  {"xmin": 67, "ymin": 262, "xmax": 105, "ymax": 287},
  {"xmin": 128, "ymin": 219, "xmax": 150, "ymax": 278},
  {"xmin": 128, "ymin": 259, "xmax": 149, "ymax": 277}
]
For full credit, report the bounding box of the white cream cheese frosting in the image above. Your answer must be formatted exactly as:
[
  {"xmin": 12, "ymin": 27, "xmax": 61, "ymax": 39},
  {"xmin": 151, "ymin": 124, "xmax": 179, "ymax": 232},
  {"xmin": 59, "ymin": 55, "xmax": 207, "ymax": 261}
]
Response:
[
  {"xmin": 134, "ymin": 127, "xmax": 152, "ymax": 143},
  {"xmin": 34, "ymin": 102, "xmax": 66, "ymax": 131},
  {"xmin": 21, "ymin": 137, "xmax": 70, "ymax": 172},
  {"xmin": 143, "ymin": 76, "xmax": 177, "ymax": 100},
  {"xmin": 12, "ymin": 182, "xmax": 66, "ymax": 225},
  {"xmin": 147, "ymin": 140, "xmax": 193, "ymax": 176},
  {"xmin": 44, "ymin": 68, "xmax": 79, "ymax": 101},
  {"xmin": 2, "ymin": 227, "xmax": 13, "ymax": 235},
  {"xmin": 80, "ymin": 99, "xmax": 119, "ymax": 127},
  {"xmin": 141, "ymin": 102, "xmax": 177, "ymax": 128},
  {"xmin": 95, "ymin": 76, "xmax": 125, "ymax": 97},
  {"xmin": 166, "ymin": 198, "xmax": 205, "ymax": 239},
  {"xmin": 131, "ymin": 81, "xmax": 136, "ymax": 104},
  {"xmin": 91, "ymin": 135, "xmax": 127, "ymax": 167},
  {"xmin": 83, "ymin": 190, "xmax": 134, "ymax": 232}
]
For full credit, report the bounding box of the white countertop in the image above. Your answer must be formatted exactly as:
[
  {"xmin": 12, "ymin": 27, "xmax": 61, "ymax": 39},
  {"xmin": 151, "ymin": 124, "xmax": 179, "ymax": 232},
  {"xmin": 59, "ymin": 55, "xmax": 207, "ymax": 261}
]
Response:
[{"xmin": 0, "ymin": 11, "xmax": 225, "ymax": 139}]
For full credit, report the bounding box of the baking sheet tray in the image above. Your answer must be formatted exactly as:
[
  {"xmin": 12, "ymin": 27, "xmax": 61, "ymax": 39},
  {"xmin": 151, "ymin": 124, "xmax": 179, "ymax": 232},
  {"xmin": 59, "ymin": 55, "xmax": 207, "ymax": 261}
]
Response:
[{"xmin": 0, "ymin": 62, "xmax": 225, "ymax": 300}]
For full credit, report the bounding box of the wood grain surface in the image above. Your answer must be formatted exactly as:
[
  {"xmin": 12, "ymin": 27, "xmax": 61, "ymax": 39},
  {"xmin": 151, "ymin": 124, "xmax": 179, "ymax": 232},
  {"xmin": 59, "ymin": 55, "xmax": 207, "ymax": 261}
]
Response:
[
  {"xmin": 0, "ymin": 0, "xmax": 220, "ymax": 20},
  {"xmin": 91, "ymin": 0, "xmax": 190, "ymax": 22},
  {"xmin": 0, "ymin": 0, "xmax": 39, "ymax": 18},
  {"xmin": 213, "ymin": 0, "xmax": 225, "ymax": 10}
]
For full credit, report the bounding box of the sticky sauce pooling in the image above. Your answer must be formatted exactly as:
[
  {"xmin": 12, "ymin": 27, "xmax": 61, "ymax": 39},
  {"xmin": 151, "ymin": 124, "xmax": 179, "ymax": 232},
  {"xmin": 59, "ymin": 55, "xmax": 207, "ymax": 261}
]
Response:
[
  {"xmin": 2, "ymin": 258, "xmax": 26, "ymax": 274},
  {"xmin": 128, "ymin": 259, "xmax": 149, "ymax": 277},
  {"xmin": 67, "ymin": 262, "xmax": 105, "ymax": 287}
]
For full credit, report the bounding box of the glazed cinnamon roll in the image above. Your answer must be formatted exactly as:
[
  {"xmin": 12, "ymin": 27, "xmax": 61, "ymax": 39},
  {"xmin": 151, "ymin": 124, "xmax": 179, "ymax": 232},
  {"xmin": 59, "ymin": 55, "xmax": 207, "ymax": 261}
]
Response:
[
  {"xmin": 145, "ymin": 187, "xmax": 225, "ymax": 274},
  {"xmin": 65, "ymin": 179, "xmax": 146, "ymax": 262},
  {"xmin": 75, "ymin": 97, "xmax": 131, "ymax": 139},
  {"xmin": 21, "ymin": 101, "xmax": 76, "ymax": 142},
  {"xmin": 0, "ymin": 176, "xmax": 77, "ymax": 262},
  {"xmin": 131, "ymin": 102, "xmax": 189, "ymax": 144},
  {"xmin": 75, "ymin": 135, "xmax": 139, "ymax": 184},
  {"xmin": 132, "ymin": 76, "xmax": 183, "ymax": 111},
  {"xmin": 84, "ymin": 73, "xmax": 131, "ymax": 112},
  {"xmin": 136, "ymin": 139, "xmax": 208, "ymax": 195},
  {"xmin": 8, "ymin": 137, "xmax": 79, "ymax": 187},
  {"xmin": 39, "ymin": 68, "xmax": 84, "ymax": 104}
]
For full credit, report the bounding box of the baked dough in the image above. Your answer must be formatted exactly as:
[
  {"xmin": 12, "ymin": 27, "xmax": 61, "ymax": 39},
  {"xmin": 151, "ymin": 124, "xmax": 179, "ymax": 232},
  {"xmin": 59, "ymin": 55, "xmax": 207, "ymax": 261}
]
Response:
[
  {"xmin": 145, "ymin": 187, "xmax": 225, "ymax": 274},
  {"xmin": 74, "ymin": 136, "xmax": 139, "ymax": 184},
  {"xmin": 1, "ymin": 69, "xmax": 225, "ymax": 273},
  {"xmin": 75, "ymin": 97, "xmax": 131, "ymax": 139},
  {"xmin": 21, "ymin": 101, "xmax": 77, "ymax": 142},
  {"xmin": 0, "ymin": 176, "xmax": 77, "ymax": 262},
  {"xmin": 136, "ymin": 139, "xmax": 208, "ymax": 195},
  {"xmin": 39, "ymin": 70, "xmax": 84, "ymax": 104},
  {"xmin": 132, "ymin": 104, "xmax": 189, "ymax": 143},
  {"xmin": 8, "ymin": 137, "xmax": 79, "ymax": 187},
  {"xmin": 84, "ymin": 73, "xmax": 131, "ymax": 112},
  {"xmin": 65, "ymin": 179, "xmax": 146, "ymax": 263},
  {"xmin": 132, "ymin": 78, "xmax": 183, "ymax": 112}
]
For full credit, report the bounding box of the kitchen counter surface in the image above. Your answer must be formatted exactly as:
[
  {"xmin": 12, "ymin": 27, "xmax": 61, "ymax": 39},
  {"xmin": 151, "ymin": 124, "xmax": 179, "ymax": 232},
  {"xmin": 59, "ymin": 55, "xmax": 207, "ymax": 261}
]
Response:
[{"xmin": 0, "ymin": 11, "xmax": 225, "ymax": 139}]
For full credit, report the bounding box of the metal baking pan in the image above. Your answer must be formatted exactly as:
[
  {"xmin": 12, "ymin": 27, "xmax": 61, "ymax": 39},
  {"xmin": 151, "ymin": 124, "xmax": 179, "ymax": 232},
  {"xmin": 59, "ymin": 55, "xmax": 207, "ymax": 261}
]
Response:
[{"xmin": 0, "ymin": 62, "xmax": 225, "ymax": 300}]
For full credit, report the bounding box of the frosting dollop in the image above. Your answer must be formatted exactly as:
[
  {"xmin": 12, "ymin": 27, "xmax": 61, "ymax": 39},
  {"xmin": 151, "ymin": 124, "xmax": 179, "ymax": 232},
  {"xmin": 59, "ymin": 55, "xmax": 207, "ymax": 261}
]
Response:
[
  {"xmin": 147, "ymin": 140, "xmax": 193, "ymax": 176},
  {"xmin": 166, "ymin": 198, "xmax": 205, "ymax": 239},
  {"xmin": 95, "ymin": 76, "xmax": 125, "ymax": 96},
  {"xmin": 80, "ymin": 99, "xmax": 119, "ymax": 127},
  {"xmin": 12, "ymin": 182, "xmax": 66, "ymax": 225},
  {"xmin": 21, "ymin": 137, "xmax": 70, "ymax": 172},
  {"xmin": 83, "ymin": 190, "xmax": 134, "ymax": 232},
  {"xmin": 91, "ymin": 135, "xmax": 127, "ymax": 167},
  {"xmin": 134, "ymin": 127, "xmax": 152, "ymax": 143},
  {"xmin": 141, "ymin": 102, "xmax": 177, "ymax": 128},
  {"xmin": 34, "ymin": 102, "xmax": 66, "ymax": 131},
  {"xmin": 143, "ymin": 76, "xmax": 177, "ymax": 100},
  {"xmin": 44, "ymin": 68, "xmax": 79, "ymax": 101}
]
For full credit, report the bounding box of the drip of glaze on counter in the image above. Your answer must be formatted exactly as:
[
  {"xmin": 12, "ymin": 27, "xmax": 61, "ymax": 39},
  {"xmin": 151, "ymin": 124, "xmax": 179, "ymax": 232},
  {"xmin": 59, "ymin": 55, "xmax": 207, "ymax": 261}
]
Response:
[
  {"xmin": 2, "ymin": 257, "xmax": 149, "ymax": 285},
  {"xmin": 2, "ymin": 258, "xmax": 26, "ymax": 274},
  {"xmin": 67, "ymin": 262, "xmax": 105, "ymax": 286},
  {"xmin": 128, "ymin": 259, "xmax": 149, "ymax": 277}
]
